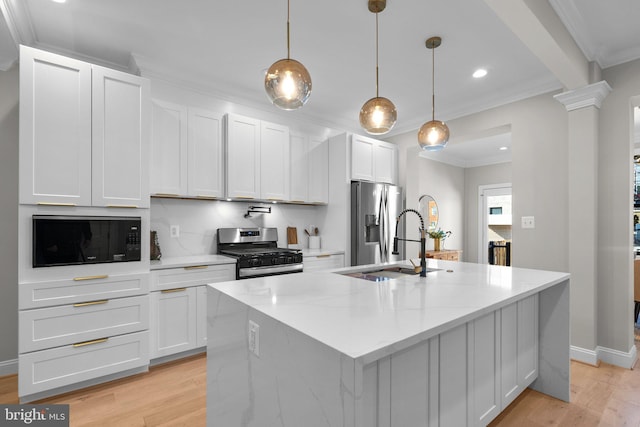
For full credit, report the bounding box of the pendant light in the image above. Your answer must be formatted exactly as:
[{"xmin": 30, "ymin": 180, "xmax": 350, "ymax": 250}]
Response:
[
  {"xmin": 359, "ymin": 0, "xmax": 397, "ymax": 135},
  {"xmin": 264, "ymin": 0, "xmax": 312, "ymax": 110},
  {"xmin": 418, "ymin": 36, "xmax": 449, "ymax": 151}
]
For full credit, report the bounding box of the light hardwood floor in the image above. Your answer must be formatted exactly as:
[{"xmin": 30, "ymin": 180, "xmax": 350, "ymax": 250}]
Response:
[{"xmin": 2, "ymin": 350, "xmax": 640, "ymax": 426}]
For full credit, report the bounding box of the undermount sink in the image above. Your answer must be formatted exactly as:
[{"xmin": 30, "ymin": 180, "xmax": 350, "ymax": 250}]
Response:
[{"xmin": 341, "ymin": 265, "xmax": 441, "ymax": 282}]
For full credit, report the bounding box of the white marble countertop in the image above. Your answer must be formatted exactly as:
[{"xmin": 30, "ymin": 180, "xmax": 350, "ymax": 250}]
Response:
[
  {"xmin": 301, "ymin": 248, "xmax": 345, "ymax": 257},
  {"xmin": 210, "ymin": 259, "xmax": 569, "ymax": 364},
  {"xmin": 150, "ymin": 254, "xmax": 236, "ymax": 270}
]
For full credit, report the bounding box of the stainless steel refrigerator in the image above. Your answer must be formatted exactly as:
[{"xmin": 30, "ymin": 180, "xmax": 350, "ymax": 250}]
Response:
[{"xmin": 351, "ymin": 180, "xmax": 405, "ymax": 266}]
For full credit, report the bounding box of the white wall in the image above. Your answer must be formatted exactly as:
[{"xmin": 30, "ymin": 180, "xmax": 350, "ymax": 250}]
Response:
[
  {"xmin": 598, "ymin": 58, "xmax": 640, "ymax": 353},
  {"xmin": 0, "ymin": 63, "xmax": 19, "ymax": 369}
]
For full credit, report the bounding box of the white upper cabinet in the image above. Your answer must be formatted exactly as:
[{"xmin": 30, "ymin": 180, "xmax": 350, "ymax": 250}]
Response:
[
  {"xmin": 226, "ymin": 113, "xmax": 261, "ymax": 199},
  {"xmin": 351, "ymin": 133, "xmax": 397, "ymax": 184},
  {"xmin": 308, "ymin": 137, "xmax": 329, "ymax": 204},
  {"xmin": 19, "ymin": 46, "xmax": 150, "ymax": 207},
  {"xmin": 19, "ymin": 46, "xmax": 92, "ymax": 206},
  {"xmin": 187, "ymin": 107, "xmax": 224, "ymax": 198},
  {"xmin": 260, "ymin": 121, "xmax": 290, "ymax": 201},
  {"xmin": 151, "ymin": 100, "xmax": 188, "ymax": 196},
  {"xmin": 226, "ymin": 113, "xmax": 290, "ymax": 201},
  {"xmin": 92, "ymin": 65, "xmax": 150, "ymax": 208},
  {"xmin": 151, "ymin": 102, "xmax": 224, "ymax": 199},
  {"xmin": 289, "ymin": 133, "xmax": 309, "ymax": 202}
]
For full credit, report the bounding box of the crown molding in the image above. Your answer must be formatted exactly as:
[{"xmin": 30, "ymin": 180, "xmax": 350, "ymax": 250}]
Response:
[
  {"xmin": 0, "ymin": 0, "xmax": 35, "ymax": 46},
  {"xmin": 553, "ymin": 80, "xmax": 612, "ymax": 111}
]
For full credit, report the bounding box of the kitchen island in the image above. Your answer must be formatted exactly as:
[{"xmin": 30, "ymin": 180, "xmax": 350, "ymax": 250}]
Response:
[{"xmin": 206, "ymin": 259, "xmax": 570, "ymax": 427}]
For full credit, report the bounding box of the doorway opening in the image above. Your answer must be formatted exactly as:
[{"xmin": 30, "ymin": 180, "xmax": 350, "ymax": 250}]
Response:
[{"xmin": 478, "ymin": 184, "xmax": 512, "ymax": 265}]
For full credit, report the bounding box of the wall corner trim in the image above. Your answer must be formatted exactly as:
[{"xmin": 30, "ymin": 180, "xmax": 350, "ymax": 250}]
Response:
[{"xmin": 553, "ymin": 80, "xmax": 612, "ymax": 111}]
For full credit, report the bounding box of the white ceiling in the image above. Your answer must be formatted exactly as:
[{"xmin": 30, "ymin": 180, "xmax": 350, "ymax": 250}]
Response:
[{"xmin": 1, "ymin": 0, "xmax": 639, "ymax": 167}]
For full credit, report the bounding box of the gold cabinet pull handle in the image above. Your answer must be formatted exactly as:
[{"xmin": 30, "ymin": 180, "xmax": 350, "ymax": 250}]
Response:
[
  {"xmin": 153, "ymin": 193, "xmax": 180, "ymax": 197},
  {"xmin": 316, "ymin": 254, "xmax": 331, "ymax": 258},
  {"xmin": 161, "ymin": 287, "xmax": 187, "ymax": 293},
  {"xmin": 184, "ymin": 265, "xmax": 207, "ymax": 270},
  {"xmin": 73, "ymin": 274, "xmax": 109, "ymax": 281},
  {"xmin": 234, "ymin": 196, "xmax": 255, "ymax": 199},
  {"xmin": 37, "ymin": 202, "xmax": 77, "ymax": 207},
  {"xmin": 106, "ymin": 204, "xmax": 138, "ymax": 209},
  {"xmin": 73, "ymin": 299, "xmax": 108, "ymax": 307},
  {"xmin": 195, "ymin": 195, "xmax": 217, "ymax": 199},
  {"xmin": 73, "ymin": 337, "xmax": 108, "ymax": 348}
]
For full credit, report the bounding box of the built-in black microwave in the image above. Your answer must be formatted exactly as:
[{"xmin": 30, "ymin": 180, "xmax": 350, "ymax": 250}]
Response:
[{"xmin": 33, "ymin": 215, "xmax": 141, "ymax": 268}]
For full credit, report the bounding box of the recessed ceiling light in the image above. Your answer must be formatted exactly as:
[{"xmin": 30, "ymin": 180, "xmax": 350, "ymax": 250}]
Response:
[
  {"xmin": 499, "ymin": 146, "xmax": 508, "ymax": 151},
  {"xmin": 473, "ymin": 68, "xmax": 487, "ymax": 79}
]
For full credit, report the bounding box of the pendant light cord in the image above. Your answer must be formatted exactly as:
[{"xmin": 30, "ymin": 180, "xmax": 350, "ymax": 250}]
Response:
[
  {"xmin": 375, "ymin": 12, "xmax": 379, "ymax": 97},
  {"xmin": 431, "ymin": 44, "xmax": 435, "ymax": 121},
  {"xmin": 286, "ymin": 0, "xmax": 291, "ymax": 59}
]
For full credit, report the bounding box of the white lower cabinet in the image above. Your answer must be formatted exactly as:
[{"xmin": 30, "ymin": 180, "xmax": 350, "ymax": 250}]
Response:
[
  {"xmin": 19, "ymin": 331, "xmax": 149, "ymax": 398},
  {"xmin": 150, "ymin": 263, "xmax": 234, "ymax": 360},
  {"xmin": 364, "ymin": 293, "xmax": 538, "ymax": 427},
  {"xmin": 303, "ymin": 253, "xmax": 345, "ymax": 272},
  {"xmin": 150, "ymin": 287, "xmax": 198, "ymax": 358}
]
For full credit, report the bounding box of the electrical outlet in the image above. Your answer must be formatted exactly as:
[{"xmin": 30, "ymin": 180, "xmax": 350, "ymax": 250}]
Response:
[
  {"xmin": 248, "ymin": 320, "xmax": 260, "ymax": 357},
  {"xmin": 170, "ymin": 225, "xmax": 180, "ymax": 238},
  {"xmin": 521, "ymin": 216, "xmax": 535, "ymax": 229}
]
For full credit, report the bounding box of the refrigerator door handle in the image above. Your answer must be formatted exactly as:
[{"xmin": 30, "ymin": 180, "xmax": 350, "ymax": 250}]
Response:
[{"xmin": 380, "ymin": 185, "xmax": 388, "ymax": 263}]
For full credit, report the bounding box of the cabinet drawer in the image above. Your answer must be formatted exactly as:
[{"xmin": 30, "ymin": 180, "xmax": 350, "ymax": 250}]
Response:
[
  {"xmin": 304, "ymin": 254, "xmax": 345, "ymax": 273},
  {"xmin": 20, "ymin": 295, "xmax": 149, "ymax": 353},
  {"xmin": 19, "ymin": 272, "xmax": 149, "ymax": 309},
  {"xmin": 19, "ymin": 331, "xmax": 149, "ymax": 398},
  {"xmin": 151, "ymin": 264, "xmax": 234, "ymax": 291}
]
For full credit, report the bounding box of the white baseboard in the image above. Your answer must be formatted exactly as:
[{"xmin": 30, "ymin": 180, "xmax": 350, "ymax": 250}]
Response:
[
  {"xmin": 0, "ymin": 358, "xmax": 18, "ymax": 376},
  {"xmin": 571, "ymin": 345, "xmax": 638, "ymax": 369},
  {"xmin": 570, "ymin": 345, "xmax": 598, "ymax": 366}
]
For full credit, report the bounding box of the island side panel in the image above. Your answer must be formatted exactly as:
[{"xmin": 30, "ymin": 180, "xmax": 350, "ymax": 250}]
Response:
[
  {"xmin": 206, "ymin": 286, "xmax": 357, "ymax": 427},
  {"xmin": 531, "ymin": 279, "xmax": 571, "ymax": 401}
]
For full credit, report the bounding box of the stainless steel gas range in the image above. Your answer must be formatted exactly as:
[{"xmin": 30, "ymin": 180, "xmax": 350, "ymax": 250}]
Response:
[{"xmin": 217, "ymin": 227, "xmax": 303, "ymax": 279}]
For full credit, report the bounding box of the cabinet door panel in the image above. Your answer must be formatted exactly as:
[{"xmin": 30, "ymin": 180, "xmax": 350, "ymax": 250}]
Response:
[
  {"xmin": 260, "ymin": 121, "xmax": 290, "ymax": 201},
  {"xmin": 351, "ymin": 135, "xmax": 375, "ymax": 182},
  {"xmin": 226, "ymin": 114, "xmax": 260, "ymax": 199},
  {"xmin": 308, "ymin": 137, "xmax": 329, "ymax": 203},
  {"xmin": 151, "ymin": 100, "xmax": 188, "ymax": 196},
  {"xmin": 19, "ymin": 46, "xmax": 92, "ymax": 205},
  {"xmin": 470, "ymin": 311, "xmax": 501, "ymax": 425},
  {"xmin": 501, "ymin": 302, "xmax": 519, "ymax": 408},
  {"xmin": 518, "ymin": 294, "xmax": 539, "ymax": 384},
  {"xmin": 289, "ymin": 133, "xmax": 308, "ymax": 202},
  {"xmin": 151, "ymin": 288, "xmax": 197, "ymax": 358},
  {"xmin": 196, "ymin": 285, "xmax": 207, "ymax": 348},
  {"xmin": 92, "ymin": 66, "xmax": 150, "ymax": 207},
  {"xmin": 188, "ymin": 108, "xmax": 224, "ymax": 198},
  {"xmin": 374, "ymin": 142, "xmax": 396, "ymax": 184},
  {"xmin": 439, "ymin": 324, "xmax": 468, "ymax": 426}
]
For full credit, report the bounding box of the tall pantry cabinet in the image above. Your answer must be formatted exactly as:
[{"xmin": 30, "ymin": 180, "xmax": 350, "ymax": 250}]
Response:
[{"xmin": 17, "ymin": 45, "xmax": 151, "ymax": 402}]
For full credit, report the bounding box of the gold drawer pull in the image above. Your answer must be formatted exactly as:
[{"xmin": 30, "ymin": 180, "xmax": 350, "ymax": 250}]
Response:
[
  {"xmin": 73, "ymin": 274, "xmax": 109, "ymax": 281},
  {"xmin": 184, "ymin": 265, "xmax": 207, "ymax": 270},
  {"xmin": 290, "ymin": 200, "xmax": 305, "ymax": 203},
  {"xmin": 73, "ymin": 337, "xmax": 108, "ymax": 348},
  {"xmin": 37, "ymin": 202, "xmax": 77, "ymax": 207},
  {"xmin": 196, "ymin": 195, "xmax": 217, "ymax": 199},
  {"xmin": 162, "ymin": 287, "xmax": 187, "ymax": 293},
  {"xmin": 106, "ymin": 204, "xmax": 138, "ymax": 209},
  {"xmin": 154, "ymin": 193, "xmax": 180, "ymax": 197},
  {"xmin": 316, "ymin": 254, "xmax": 331, "ymax": 258},
  {"xmin": 234, "ymin": 196, "xmax": 255, "ymax": 199},
  {"xmin": 73, "ymin": 299, "xmax": 108, "ymax": 307}
]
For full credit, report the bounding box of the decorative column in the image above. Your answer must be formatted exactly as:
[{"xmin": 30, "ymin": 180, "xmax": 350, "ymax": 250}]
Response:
[{"xmin": 554, "ymin": 81, "xmax": 611, "ymax": 364}]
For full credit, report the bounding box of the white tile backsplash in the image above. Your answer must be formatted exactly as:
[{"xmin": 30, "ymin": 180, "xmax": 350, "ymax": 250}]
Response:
[{"xmin": 150, "ymin": 198, "xmax": 323, "ymax": 258}]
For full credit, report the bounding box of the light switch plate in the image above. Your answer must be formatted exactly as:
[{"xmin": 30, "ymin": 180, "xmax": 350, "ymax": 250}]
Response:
[
  {"xmin": 170, "ymin": 225, "xmax": 180, "ymax": 238},
  {"xmin": 521, "ymin": 216, "xmax": 535, "ymax": 229},
  {"xmin": 248, "ymin": 320, "xmax": 260, "ymax": 357}
]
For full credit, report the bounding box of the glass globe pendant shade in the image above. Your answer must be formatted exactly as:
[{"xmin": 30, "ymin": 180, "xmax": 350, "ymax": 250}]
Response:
[
  {"xmin": 417, "ymin": 119, "xmax": 450, "ymax": 151},
  {"xmin": 264, "ymin": 58, "xmax": 312, "ymax": 110},
  {"xmin": 359, "ymin": 96, "xmax": 397, "ymax": 135}
]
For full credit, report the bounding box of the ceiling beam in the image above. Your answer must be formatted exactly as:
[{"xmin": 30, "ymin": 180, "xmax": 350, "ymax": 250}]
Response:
[{"xmin": 483, "ymin": 0, "xmax": 589, "ymax": 90}]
